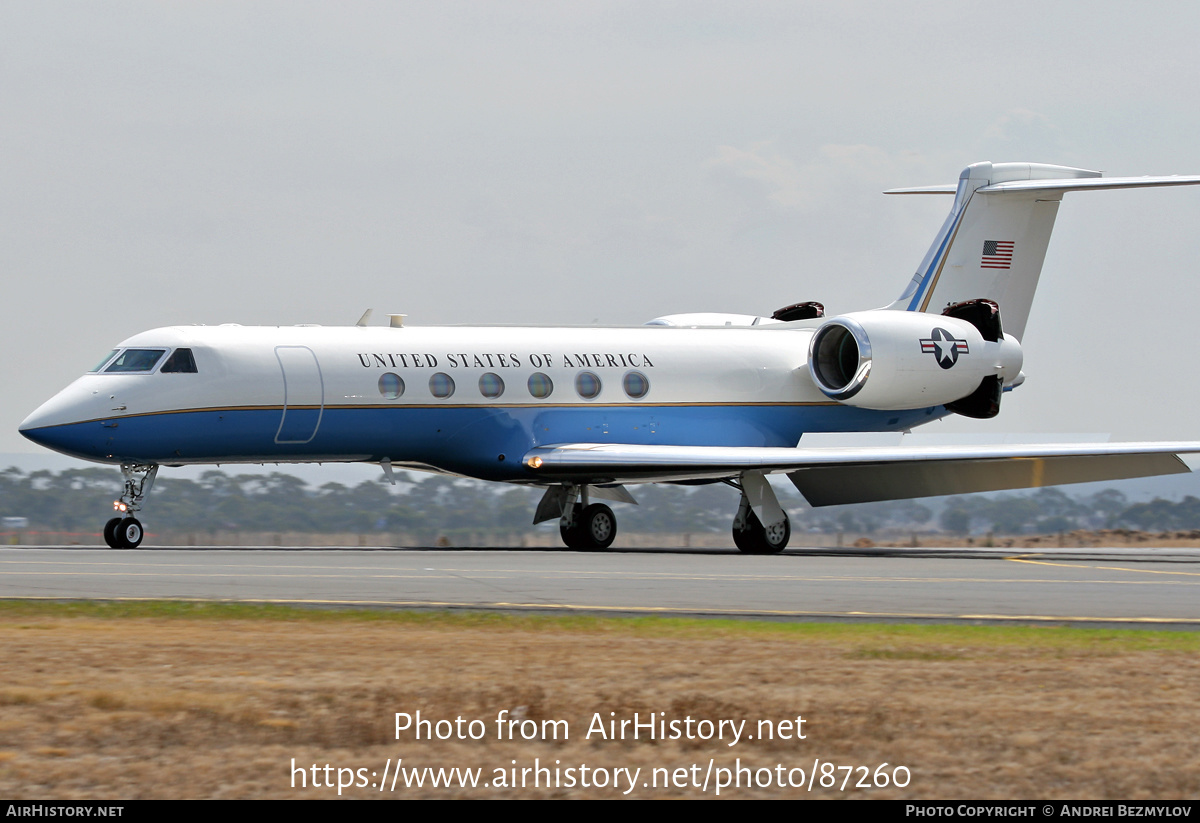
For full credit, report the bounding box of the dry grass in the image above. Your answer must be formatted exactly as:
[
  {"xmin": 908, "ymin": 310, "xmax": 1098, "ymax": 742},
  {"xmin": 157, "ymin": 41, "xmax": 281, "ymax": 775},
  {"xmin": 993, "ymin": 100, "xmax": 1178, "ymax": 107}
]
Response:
[{"xmin": 0, "ymin": 605, "xmax": 1197, "ymax": 798}]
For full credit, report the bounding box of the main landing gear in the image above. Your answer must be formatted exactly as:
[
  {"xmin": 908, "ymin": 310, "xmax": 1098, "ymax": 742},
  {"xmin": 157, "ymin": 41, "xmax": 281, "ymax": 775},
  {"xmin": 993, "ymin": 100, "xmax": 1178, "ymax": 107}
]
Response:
[
  {"xmin": 556, "ymin": 486, "xmax": 617, "ymax": 550},
  {"xmin": 534, "ymin": 485, "xmax": 621, "ymax": 550},
  {"xmin": 533, "ymin": 474, "xmax": 791, "ymax": 554},
  {"xmin": 732, "ymin": 502, "xmax": 791, "ymax": 554},
  {"xmin": 728, "ymin": 473, "xmax": 790, "ymax": 555},
  {"xmin": 560, "ymin": 501, "xmax": 617, "ymax": 550},
  {"xmin": 103, "ymin": 463, "xmax": 158, "ymax": 549}
]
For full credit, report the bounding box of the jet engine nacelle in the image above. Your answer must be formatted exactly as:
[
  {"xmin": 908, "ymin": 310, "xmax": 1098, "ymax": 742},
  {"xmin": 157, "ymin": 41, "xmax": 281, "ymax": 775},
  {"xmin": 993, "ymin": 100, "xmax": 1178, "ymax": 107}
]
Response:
[{"xmin": 808, "ymin": 310, "xmax": 1023, "ymax": 410}]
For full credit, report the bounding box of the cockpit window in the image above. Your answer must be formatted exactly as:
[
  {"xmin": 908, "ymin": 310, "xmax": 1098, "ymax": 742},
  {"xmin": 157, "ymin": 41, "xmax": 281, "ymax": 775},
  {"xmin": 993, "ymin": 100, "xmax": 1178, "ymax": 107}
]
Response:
[
  {"xmin": 89, "ymin": 350, "xmax": 119, "ymax": 373},
  {"xmin": 103, "ymin": 349, "xmax": 167, "ymax": 373},
  {"xmin": 160, "ymin": 348, "xmax": 197, "ymax": 373}
]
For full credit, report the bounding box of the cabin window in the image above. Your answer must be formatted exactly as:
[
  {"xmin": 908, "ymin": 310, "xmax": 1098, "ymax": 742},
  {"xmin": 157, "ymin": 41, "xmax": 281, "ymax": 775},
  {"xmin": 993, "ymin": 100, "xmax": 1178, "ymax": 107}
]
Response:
[
  {"xmin": 479, "ymin": 373, "xmax": 504, "ymax": 398},
  {"xmin": 623, "ymin": 371, "xmax": 649, "ymax": 399},
  {"xmin": 378, "ymin": 372, "xmax": 404, "ymax": 399},
  {"xmin": 160, "ymin": 348, "xmax": 198, "ymax": 373},
  {"xmin": 575, "ymin": 371, "xmax": 602, "ymax": 399},
  {"xmin": 527, "ymin": 372, "xmax": 553, "ymax": 398},
  {"xmin": 103, "ymin": 349, "xmax": 166, "ymax": 373},
  {"xmin": 89, "ymin": 350, "xmax": 119, "ymax": 372},
  {"xmin": 429, "ymin": 372, "xmax": 455, "ymax": 398}
]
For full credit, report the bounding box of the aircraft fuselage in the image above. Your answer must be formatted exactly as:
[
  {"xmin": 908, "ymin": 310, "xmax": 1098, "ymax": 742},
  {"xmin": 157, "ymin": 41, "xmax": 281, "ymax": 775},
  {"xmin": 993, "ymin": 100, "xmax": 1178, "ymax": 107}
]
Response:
[{"xmin": 20, "ymin": 323, "xmax": 944, "ymax": 481}]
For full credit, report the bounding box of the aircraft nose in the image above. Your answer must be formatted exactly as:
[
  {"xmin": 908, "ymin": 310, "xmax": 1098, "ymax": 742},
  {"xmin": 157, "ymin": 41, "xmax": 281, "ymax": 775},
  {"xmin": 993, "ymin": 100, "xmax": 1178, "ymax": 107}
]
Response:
[
  {"xmin": 19, "ymin": 400, "xmax": 76, "ymax": 451},
  {"xmin": 19, "ymin": 414, "xmax": 63, "ymax": 454},
  {"xmin": 19, "ymin": 381, "xmax": 113, "ymax": 459},
  {"xmin": 19, "ymin": 404, "xmax": 56, "ymax": 440},
  {"xmin": 18, "ymin": 423, "xmax": 54, "ymax": 451},
  {"xmin": 19, "ymin": 397, "xmax": 74, "ymax": 428}
]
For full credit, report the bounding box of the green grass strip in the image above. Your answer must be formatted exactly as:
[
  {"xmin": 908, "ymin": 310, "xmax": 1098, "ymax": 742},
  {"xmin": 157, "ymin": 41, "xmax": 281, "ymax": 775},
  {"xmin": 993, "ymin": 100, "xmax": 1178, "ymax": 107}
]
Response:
[{"xmin": 1, "ymin": 598, "xmax": 1199, "ymax": 653}]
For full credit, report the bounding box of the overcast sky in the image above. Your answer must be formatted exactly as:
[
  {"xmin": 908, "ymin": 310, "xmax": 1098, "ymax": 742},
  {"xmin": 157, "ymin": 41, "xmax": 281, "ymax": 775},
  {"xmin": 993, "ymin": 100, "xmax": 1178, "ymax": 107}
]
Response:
[{"xmin": 5, "ymin": 1, "xmax": 1200, "ymax": 464}]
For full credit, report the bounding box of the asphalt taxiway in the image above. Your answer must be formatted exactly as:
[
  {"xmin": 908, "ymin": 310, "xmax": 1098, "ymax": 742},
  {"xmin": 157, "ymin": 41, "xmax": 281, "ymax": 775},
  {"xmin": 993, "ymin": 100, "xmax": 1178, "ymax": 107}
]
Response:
[{"xmin": 2, "ymin": 545, "xmax": 1199, "ymax": 627}]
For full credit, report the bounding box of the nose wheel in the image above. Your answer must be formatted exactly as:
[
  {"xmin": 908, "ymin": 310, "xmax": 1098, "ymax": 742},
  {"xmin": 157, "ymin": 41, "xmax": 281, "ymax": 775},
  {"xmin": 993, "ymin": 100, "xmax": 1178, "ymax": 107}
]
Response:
[
  {"xmin": 103, "ymin": 516, "xmax": 144, "ymax": 549},
  {"xmin": 103, "ymin": 517, "xmax": 121, "ymax": 548}
]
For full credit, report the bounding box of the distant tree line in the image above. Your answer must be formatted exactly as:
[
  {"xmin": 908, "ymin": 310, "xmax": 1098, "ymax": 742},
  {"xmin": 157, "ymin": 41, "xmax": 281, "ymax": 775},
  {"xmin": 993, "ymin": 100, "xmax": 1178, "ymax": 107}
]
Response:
[
  {"xmin": 0, "ymin": 467, "xmax": 738, "ymax": 538},
  {"xmin": 3, "ymin": 466, "xmax": 1200, "ymax": 537},
  {"xmin": 935, "ymin": 487, "xmax": 1200, "ymax": 535}
]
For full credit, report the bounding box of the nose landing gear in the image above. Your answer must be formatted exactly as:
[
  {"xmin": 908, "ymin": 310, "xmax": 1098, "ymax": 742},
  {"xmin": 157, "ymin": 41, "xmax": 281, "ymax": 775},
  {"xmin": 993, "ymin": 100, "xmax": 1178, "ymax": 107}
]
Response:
[{"xmin": 102, "ymin": 464, "xmax": 157, "ymax": 549}]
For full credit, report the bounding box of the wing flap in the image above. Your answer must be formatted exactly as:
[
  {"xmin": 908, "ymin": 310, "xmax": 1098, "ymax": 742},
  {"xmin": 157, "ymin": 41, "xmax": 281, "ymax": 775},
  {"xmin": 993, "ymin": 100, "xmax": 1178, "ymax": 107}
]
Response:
[{"xmin": 788, "ymin": 451, "xmax": 1189, "ymax": 506}]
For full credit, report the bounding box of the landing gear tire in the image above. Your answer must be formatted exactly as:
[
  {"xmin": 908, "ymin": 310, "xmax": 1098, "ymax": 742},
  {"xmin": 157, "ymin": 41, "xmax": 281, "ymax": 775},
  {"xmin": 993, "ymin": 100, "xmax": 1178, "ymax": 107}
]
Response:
[
  {"xmin": 103, "ymin": 517, "xmax": 123, "ymax": 549},
  {"xmin": 733, "ymin": 510, "xmax": 790, "ymax": 555},
  {"xmin": 560, "ymin": 518, "xmax": 585, "ymax": 549},
  {"xmin": 559, "ymin": 503, "xmax": 617, "ymax": 550},
  {"xmin": 115, "ymin": 517, "xmax": 143, "ymax": 550},
  {"xmin": 579, "ymin": 503, "xmax": 616, "ymax": 550}
]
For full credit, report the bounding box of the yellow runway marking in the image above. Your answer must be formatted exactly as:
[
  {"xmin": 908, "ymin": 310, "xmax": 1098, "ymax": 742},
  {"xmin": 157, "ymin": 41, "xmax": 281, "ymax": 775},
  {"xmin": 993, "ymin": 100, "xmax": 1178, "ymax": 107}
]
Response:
[{"xmin": 1006, "ymin": 553, "xmax": 1200, "ymax": 577}]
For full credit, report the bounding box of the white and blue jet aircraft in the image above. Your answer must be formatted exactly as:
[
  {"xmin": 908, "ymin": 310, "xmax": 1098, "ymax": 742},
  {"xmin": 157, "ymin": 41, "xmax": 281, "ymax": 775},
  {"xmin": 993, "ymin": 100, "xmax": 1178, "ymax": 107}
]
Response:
[{"xmin": 20, "ymin": 161, "xmax": 1200, "ymax": 550}]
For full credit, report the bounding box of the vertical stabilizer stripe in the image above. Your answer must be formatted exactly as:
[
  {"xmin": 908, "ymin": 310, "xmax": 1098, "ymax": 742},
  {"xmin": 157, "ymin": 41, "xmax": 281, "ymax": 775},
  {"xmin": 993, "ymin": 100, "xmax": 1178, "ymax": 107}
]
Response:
[{"xmin": 911, "ymin": 190, "xmax": 974, "ymax": 313}]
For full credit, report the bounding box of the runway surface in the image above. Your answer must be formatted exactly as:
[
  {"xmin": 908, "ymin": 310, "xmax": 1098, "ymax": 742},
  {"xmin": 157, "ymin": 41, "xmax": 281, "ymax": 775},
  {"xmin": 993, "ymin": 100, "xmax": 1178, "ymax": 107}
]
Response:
[{"xmin": 4, "ymin": 544, "xmax": 1200, "ymax": 627}]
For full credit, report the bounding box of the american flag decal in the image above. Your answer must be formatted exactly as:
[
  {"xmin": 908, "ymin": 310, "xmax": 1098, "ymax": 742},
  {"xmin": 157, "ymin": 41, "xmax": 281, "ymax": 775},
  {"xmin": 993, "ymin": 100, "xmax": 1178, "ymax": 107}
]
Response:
[{"xmin": 981, "ymin": 240, "xmax": 1014, "ymax": 269}]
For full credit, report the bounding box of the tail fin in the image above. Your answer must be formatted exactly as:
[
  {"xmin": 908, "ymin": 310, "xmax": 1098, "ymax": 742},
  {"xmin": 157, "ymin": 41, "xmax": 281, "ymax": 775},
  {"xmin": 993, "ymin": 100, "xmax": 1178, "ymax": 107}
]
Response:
[{"xmin": 886, "ymin": 161, "xmax": 1200, "ymax": 339}]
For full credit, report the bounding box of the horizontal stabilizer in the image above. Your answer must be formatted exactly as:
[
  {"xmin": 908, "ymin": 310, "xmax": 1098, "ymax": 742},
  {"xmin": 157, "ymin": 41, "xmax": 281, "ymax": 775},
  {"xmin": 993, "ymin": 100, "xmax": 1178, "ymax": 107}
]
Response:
[
  {"xmin": 886, "ymin": 175, "xmax": 1200, "ymax": 196},
  {"xmin": 978, "ymin": 175, "xmax": 1200, "ymax": 194},
  {"xmin": 884, "ymin": 184, "xmax": 959, "ymax": 195},
  {"xmin": 522, "ymin": 442, "xmax": 1200, "ymax": 505}
]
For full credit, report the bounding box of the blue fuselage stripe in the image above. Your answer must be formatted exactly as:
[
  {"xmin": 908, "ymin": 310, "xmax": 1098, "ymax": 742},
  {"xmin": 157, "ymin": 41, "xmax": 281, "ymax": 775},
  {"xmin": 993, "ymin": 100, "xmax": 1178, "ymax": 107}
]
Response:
[{"xmin": 24, "ymin": 404, "xmax": 949, "ymax": 481}]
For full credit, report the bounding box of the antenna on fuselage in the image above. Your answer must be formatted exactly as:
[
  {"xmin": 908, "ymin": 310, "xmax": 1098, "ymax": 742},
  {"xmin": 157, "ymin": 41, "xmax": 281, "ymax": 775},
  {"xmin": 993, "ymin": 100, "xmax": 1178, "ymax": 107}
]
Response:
[{"xmin": 356, "ymin": 309, "xmax": 373, "ymax": 327}]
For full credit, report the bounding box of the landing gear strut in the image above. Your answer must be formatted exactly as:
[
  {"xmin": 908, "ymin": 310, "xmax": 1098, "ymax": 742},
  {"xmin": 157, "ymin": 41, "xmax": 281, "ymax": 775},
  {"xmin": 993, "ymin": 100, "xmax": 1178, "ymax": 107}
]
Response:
[{"xmin": 103, "ymin": 463, "xmax": 158, "ymax": 549}]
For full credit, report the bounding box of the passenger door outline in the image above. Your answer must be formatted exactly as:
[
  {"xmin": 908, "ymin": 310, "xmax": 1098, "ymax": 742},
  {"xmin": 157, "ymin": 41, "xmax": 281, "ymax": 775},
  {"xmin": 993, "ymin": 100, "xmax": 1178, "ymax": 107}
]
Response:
[{"xmin": 274, "ymin": 346, "xmax": 324, "ymax": 444}]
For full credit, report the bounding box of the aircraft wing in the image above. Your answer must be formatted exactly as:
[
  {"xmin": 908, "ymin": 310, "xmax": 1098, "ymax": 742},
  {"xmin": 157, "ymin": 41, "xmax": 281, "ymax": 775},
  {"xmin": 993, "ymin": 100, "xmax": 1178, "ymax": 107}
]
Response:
[{"xmin": 521, "ymin": 442, "xmax": 1200, "ymax": 506}]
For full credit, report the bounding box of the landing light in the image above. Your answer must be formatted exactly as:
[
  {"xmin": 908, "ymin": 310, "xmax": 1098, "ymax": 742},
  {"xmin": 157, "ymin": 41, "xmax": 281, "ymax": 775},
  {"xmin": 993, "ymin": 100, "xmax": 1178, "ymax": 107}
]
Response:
[
  {"xmin": 527, "ymin": 456, "xmax": 543, "ymax": 469},
  {"xmin": 113, "ymin": 501, "xmax": 127, "ymax": 512}
]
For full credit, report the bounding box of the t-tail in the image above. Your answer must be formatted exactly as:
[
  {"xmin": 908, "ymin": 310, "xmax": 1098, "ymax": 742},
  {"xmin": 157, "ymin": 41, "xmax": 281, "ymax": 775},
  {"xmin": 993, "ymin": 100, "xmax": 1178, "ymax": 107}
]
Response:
[{"xmin": 886, "ymin": 161, "xmax": 1200, "ymax": 339}]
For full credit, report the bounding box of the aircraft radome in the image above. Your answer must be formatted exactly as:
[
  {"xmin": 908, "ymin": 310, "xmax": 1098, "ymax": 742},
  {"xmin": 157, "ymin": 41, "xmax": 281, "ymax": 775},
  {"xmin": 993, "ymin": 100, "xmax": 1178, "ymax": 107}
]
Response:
[{"xmin": 20, "ymin": 161, "xmax": 1200, "ymax": 551}]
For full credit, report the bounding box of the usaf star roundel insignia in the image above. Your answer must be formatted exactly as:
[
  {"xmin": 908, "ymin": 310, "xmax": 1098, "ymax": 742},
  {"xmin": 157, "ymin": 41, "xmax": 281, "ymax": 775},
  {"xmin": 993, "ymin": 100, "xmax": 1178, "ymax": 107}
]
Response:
[{"xmin": 920, "ymin": 327, "xmax": 969, "ymax": 369}]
